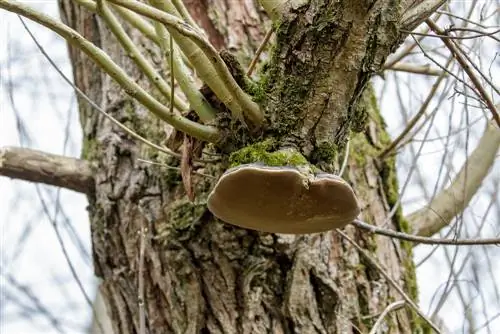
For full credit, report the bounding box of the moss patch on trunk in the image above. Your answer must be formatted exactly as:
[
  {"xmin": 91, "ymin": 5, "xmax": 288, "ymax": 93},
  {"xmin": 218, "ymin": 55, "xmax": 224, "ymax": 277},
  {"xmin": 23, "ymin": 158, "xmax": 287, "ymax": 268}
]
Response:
[{"xmin": 228, "ymin": 139, "xmax": 309, "ymax": 168}]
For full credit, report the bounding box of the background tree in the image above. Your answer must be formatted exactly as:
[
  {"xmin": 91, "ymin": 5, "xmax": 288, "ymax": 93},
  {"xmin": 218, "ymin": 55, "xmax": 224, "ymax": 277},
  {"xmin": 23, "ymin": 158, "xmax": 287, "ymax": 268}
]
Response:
[{"xmin": 1, "ymin": 0, "xmax": 498, "ymax": 333}]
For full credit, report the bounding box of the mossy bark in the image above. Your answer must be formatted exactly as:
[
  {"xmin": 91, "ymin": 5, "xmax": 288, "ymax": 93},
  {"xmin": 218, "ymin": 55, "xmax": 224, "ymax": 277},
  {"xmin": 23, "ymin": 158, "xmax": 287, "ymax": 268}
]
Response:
[{"xmin": 60, "ymin": 0, "xmax": 422, "ymax": 333}]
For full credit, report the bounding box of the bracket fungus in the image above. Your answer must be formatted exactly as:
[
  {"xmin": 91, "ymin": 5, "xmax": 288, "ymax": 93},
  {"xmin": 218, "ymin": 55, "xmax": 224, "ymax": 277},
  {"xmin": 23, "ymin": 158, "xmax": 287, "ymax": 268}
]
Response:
[{"xmin": 207, "ymin": 164, "xmax": 360, "ymax": 234}]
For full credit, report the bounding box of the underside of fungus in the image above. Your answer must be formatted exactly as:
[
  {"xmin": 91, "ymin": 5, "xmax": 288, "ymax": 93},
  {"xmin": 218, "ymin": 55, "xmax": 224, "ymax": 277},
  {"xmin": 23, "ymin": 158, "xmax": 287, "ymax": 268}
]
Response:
[{"xmin": 207, "ymin": 164, "xmax": 360, "ymax": 234}]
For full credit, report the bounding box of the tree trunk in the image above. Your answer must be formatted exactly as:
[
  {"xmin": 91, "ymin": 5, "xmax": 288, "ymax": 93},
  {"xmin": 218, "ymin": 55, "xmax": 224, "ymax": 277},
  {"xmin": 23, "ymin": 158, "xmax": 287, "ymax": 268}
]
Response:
[{"xmin": 60, "ymin": 1, "xmax": 424, "ymax": 333}]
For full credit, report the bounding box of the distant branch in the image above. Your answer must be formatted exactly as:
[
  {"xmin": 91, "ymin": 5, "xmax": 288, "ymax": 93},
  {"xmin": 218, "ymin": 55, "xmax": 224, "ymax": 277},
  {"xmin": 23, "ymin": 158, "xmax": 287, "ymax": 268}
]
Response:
[
  {"xmin": 379, "ymin": 61, "xmax": 451, "ymax": 159},
  {"xmin": 401, "ymin": 0, "xmax": 446, "ymax": 31},
  {"xmin": 0, "ymin": 147, "xmax": 95, "ymax": 194},
  {"xmin": 368, "ymin": 301, "xmax": 406, "ymax": 334},
  {"xmin": 384, "ymin": 62, "xmax": 443, "ymax": 76},
  {"xmin": 426, "ymin": 19, "xmax": 500, "ymax": 127},
  {"xmin": 0, "ymin": 0, "xmax": 219, "ymax": 142},
  {"xmin": 406, "ymin": 120, "xmax": 500, "ymax": 237},
  {"xmin": 352, "ymin": 219, "xmax": 500, "ymax": 246}
]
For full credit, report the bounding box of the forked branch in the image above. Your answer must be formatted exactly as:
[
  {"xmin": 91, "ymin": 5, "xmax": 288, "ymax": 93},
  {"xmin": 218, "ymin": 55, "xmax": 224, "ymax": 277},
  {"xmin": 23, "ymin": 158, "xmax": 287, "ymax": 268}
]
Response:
[
  {"xmin": 426, "ymin": 18, "xmax": 500, "ymax": 127},
  {"xmin": 401, "ymin": 0, "xmax": 446, "ymax": 31},
  {"xmin": 0, "ymin": 147, "xmax": 95, "ymax": 194},
  {"xmin": 97, "ymin": 0, "xmax": 189, "ymax": 111},
  {"xmin": 406, "ymin": 120, "xmax": 500, "ymax": 237},
  {"xmin": 109, "ymin": 0, "xmax": 263, "ymax": 124},
  {"xmin": 0, "ymin": 0, "xmax": 219, "ymax": 143}
]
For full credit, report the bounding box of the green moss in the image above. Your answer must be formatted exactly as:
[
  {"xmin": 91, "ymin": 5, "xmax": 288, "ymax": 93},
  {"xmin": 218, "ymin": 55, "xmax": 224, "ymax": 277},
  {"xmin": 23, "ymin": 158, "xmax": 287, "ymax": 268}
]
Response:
[
  {"xmin": 352, "ymin": 85, "xmax": 373, "ymax": 133},
  {"xmin": 157, "ymin": 198, "xmax": 206, "ymax": 242},
  {"xmin": 229, "ymin": 139, "xmax": 308, "ymax": 168},
  {"xmin": 361, "ymin": 84, "xmax": 428, "ymax": 332},
  {"xmin": 163, "ymin": 165, "xmax": 182, "ymax": 188},
  {"xmin": 379, "ymin": 133, "xmax": 419, "ymax": 298},
  {"xmin": 246, "ymin": 76, "xmax": 268, "ymax": 104},
  {"xmin": 380, "ymin": 139, "xmax": 425, "ymax": 331},
  {"xmin": 82, "ymin": 137, "xmax": 98, "ymax": 160},
  {"xmin": 311, "ymin": 141, "xmax": 338, "ymax": 164},
  {"xmin": 350, "ymin": 132, "xmax": 377, "ymax": 166}
]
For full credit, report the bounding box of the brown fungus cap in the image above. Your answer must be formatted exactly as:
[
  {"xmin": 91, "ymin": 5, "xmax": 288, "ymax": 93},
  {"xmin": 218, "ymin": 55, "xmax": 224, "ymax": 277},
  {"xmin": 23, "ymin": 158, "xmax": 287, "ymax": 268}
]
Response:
[{"xmin": 207, "ymin": 164, "xmax": 360, "ymax": 234}]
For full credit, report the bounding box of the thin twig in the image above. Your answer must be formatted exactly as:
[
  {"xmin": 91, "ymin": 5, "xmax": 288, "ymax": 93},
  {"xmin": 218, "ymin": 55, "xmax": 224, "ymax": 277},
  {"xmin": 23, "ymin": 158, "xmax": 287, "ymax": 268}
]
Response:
[
  {"xmin": 352, "ymin": 219, "xmax": 500, "ymax": 246},
  {"xmin": 137, "ymin": 159, "xmax": 215, "ymax": 178},
  {"xmin": 1, "ymin": 0, "xmax": 219, "ymax": 142},
  {"xmin": 384, "ymin": 62, "xmax": 443, "ymax": 76},
  {"xmin": 18, "ymin": 16, "xmax": 184, "ymax": 159},
  {"xmin": 368, "ymin": 301, "xmax": 406, "ymax": 334},
  {"xmin": 426, "ymin": 19, "xmax": 500, "ymax": 127},
  {"xmin": 339, "ymin": 138, "xmax": 350, "ymax": 177},
  {"xmin": 379, "ymin": 56, "xmax": 452, "ymax": 159},
  {"xmin": 403, "ymin": 28, "xmax": 500, "ymax": 40},
  {"xmin": 110, "ymin": 0, "xmax": 264, "ymax": 125},
  {"xmin": 138, "ymin": 224, "xmax": 146, "ymax": 334},
  {"xmin": 74, "ymin": 0, "xmax": 160, "ymax": 43},
  {"xmin": 73, "ymin": 0, "xmax": 193, "ymax": 67},
  {"xmin": 451, "ymin": 35, "xmax": 500, "ymax": 97},
  {"xmin": 171, "ymin": 0, "xmax": 202, "ymax": 32},
  {"xmin": 97, "ymin": 0, "xmax": 188, "ymax": 110},
  {"xmin": 150, "ymin": 1, "xmax": 216, "ymax": 122},
  {"xmin": 247, "ymin": 27, "xmax": 274, "ymax": 76},
  {"xmin": 435, "ymin": 10, "xmax": 489, "ymax": 28},
  {"xmin": 384, "ymin": 27, "xmax": 430, "ymax": 69}
]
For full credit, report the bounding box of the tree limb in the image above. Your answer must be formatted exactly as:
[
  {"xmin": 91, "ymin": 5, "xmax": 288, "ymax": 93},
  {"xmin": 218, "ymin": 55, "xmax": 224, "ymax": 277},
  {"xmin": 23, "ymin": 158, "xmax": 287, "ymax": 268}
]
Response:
[
  {"xmin": 109, "ymin": 0, "xmax": 264, "ymax": 125},
  {"xmin": 406, "ymin": 120, "xmax": 500, "ymax": 237},
  {"xmin": 425, "ymin": 19, "xmax": 500, "ymax": 127},
  {"xmin": 352, "ymin": 219, "xmax": 500, "ymax": 246},
  {"xmin": 384, "ymin": 62, "xmax": 443, "ymax": 76},
  {"xmin": 401, "ymin": 0, "xmax": 446, "ymax": 31},
  {"xmin": 0, "ymin": 146, "xmax": 95, "ymax": 194},
  {"xmin": 0, "ymin": 0, "xmax": 219, "ymax": 143}
]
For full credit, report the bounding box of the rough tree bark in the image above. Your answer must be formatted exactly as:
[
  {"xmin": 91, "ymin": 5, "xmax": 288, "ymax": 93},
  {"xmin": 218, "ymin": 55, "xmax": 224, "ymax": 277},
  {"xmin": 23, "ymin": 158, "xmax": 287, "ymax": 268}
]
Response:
[{"xmin": 59, "ymin": 1, "xmax": 427, "ymax": 333}]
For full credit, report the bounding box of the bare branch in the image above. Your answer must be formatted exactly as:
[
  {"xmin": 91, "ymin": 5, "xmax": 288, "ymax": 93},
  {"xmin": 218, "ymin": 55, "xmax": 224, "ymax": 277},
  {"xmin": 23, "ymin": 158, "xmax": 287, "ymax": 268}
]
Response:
[
  {"xmin": 426, "ymin": 19, "xmax": 500, "ymax": 127},
  {"xmin": 384, "ymin": 26, "xmax": 430, "ymax": 68},
  {"xmin": 407, "ymin": 120, "xmax": 500, "ymax": 237},
  {"xmin": 401, "ymin": 0, "xmax": 446, "ymax": 31},
  {"xmin": 0, "ymin": 146, "xmax": 95, "ymax": 194},
  {"xmin": 247, "ymin": 27, "xmax": 274, "ymax": 77},
  {"xmin": 109, "ymin": 0, "xmax": 264, "ymax": 125},
  {"xmin": 0, "ymin": 0, "xmax": 219, "ymax": 142},
  {"xmin": 352, "ymin": 219, "xmax": 500, "ymax": 246},
  {"xmin": 384, "ymin": 62, "xmax": 443, "ymax": 76},
  {"xmin": 368, "ymin": 301, "xmax": 406, "ymax": 334},
  {"xmin": 379, "ymin": 58, "xmax": 452, "ymax": 159}
]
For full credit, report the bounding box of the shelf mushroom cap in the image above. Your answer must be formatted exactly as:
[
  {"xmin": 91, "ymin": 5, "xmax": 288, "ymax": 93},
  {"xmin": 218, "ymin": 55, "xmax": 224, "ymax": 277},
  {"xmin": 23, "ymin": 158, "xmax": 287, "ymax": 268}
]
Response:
[{"xmin": 207, "ymin": 164, "xmax": 360, "ymax": 234}]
